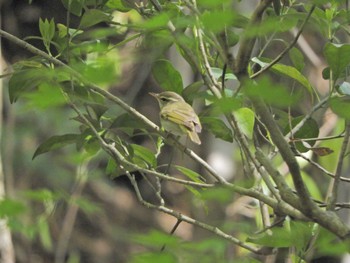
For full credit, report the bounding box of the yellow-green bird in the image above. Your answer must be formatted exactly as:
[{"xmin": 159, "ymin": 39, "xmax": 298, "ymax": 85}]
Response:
[{"xmin": 150, "ymin": 91, "xmax": 202, "ymax": 145}]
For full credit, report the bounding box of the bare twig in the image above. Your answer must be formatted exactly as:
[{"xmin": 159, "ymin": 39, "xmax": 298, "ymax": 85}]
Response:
[{"xmin": 124, "ymin": 170, "xmax": 262, "ymax": 254}]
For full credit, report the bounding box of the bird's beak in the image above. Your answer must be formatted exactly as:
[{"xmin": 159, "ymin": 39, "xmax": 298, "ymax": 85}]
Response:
[{"xmin": 149, "ymin": 92, "xmax": 158, "ymax": 98}]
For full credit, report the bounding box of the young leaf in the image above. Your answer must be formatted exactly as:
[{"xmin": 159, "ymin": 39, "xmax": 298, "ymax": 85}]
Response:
[
  {"xmin": 0, "ymin": 199, "xmax": 26, "ymax": 218},
  {"xmin": 152, "ymin": 60, "xmax": 183, "ymax": 93},
  {"xmin": 33, "ymin": 134, "xmax": 80, "ymax": 159},
  {"xmin": 79, "ymin": 9, "xmax": 111, "ymax": 29},
  {"xmin": 106, "ymin": 0, "xmax": 132, "ymax": 12}
]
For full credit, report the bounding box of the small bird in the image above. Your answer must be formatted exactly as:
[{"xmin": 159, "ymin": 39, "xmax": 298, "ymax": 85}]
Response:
[{"xmin": 150, "ymin": 91, "xmax": 202, "ymax": 144}]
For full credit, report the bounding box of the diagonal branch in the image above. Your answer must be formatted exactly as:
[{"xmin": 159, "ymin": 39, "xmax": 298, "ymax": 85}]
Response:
[
  {"xmin": 250, "ymin": 5, "xmax": 316, "ymax": 79},
  {"xmin": 0, "ymin": 29, "xmax": 224, "ymax": 183}
]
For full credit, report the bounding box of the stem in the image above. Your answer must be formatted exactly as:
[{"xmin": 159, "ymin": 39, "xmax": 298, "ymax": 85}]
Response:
[{"xmin": 327, "ymin": 122, "xmax": 350, "ymax": 210}]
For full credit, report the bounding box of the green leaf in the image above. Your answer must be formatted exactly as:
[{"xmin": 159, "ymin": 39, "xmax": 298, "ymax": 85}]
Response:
[
  {"xmin": 130, "ymin": 144, "xmax": 157, "ymax": 168},
  {"xmin": 314, "ymin": 228, "xmax": 350, "ymax": 257},
  {"xmin": 284, "ymin": 116, "xmax": 319, "ymax": 152},
  {"xmin": 234, "ymin": 107, "xmax": 255, "ymax": 139},
  {"xmin": 38, "ymin": 218, "xmax": 53, "ymax": 250},
  {"xmin": 106, "ymin": 0, "xmax": 131, "ymax": 12},
  {"xmin": 272, "ymin": 63, "xmax": 314, "ymax": 94},
  {"xmin": 252, "ymin": 58, "xmax": 314, "ymax": 95},
  {"xmin": 73, "ymin": 56, "xmax": 118, "ymax": 85},
  {"xmin": 152, "ymin": 60, "xmax": 183, "ymax": 93},
  {"xmin": 245, "ymin": 15, "xmax": 298, "ymax": 37},
  {"xmin": 9, "ymin": 68, "xmax": 44, "ymax": 103},
  {"xmin": 33, "ymin": 134, "xmax": 80, "ymax": 159},
  {"xmin": 200, "ymin": 10, "xmax": 236, "ymax": 33},
  {"xmin": 39, "ymin": 18, "xmax": 55, "ymax": 49},
  {"xmin": 0, "ymin": 199, "xmax": 26, "ymax": 218},
  {"xmin": 211, "ymin": 67, "xmax": 237, "ymax": 81},
  {"xmin": 182, "ymin": 81, "xmax": 204, "ymax": 104},
  {"xmin": 141, "ymin": 12, "xmax": 170, "ymax": 30},
  {"xmin": 244, "ymin": 77, "xmax": 299, "ymax": 107},
  {"xmin": 289, "ymin": 47, "xmax": 305, "ymax": 72},
  {"xmin": 79, "ymin": 9, "xmax": 111, "ymax": 29},
  {"xmin": 110, "ymin": 113, "xmax": 149, "ymax": 134},
  {"xmin": 24, "ymin": 189, "xmax": 57, "ymax": 202},
  {"xmin": 175, "ymin": 165, "xmax": 204, "ymax": 183},
  {"xmin": 330, "ymin": 96, "xmax": 350, "ymax": 119},
  {"xmin": 200, "ymin": 117, "xmax": 233, "ymax": 142},
  {"xmin": 210, "ymin": 96, "xmax": 242, "ymax": 115},
  {"xmin": 24, "ymin": 82, "xmax": 66, "ymax": 109},
  {"xmin": 131, "ymin": 252, "xmax": 177, "ymax": 263},
  {"xmin": 61, "ymin": 0, "xmax": 84, "ymax": 16},
  {"xmin": 132, "ymin": 230, "xmax": 180, "ymax": 248},
  {"xmin": 200, "ymin": 187, "xmax": 234, "ymax": 203},
  {"xmin": 248, "ymin": 221, "xmax": 312, "ymax": 249},
  {"xmin": 323, "ymin": 43, "xmax": 350, "ymax": 81}
]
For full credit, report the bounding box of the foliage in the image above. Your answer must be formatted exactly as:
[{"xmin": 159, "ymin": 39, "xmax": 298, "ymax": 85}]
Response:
[{"xmin": 2, "ymin": 0, "xmax": 350, "ymax": 262}]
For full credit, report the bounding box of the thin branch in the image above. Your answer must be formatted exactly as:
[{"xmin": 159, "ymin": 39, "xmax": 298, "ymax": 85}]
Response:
[
  {"xmin": 55, "ymin": 161, "xmax": 89, "ymax": 263},
  {"xmin": 124, "ymin": 170, "xmax": 262, "ymax": 254},
  {"xmin": 234, "ymin": 0, "xmax": 274, "ymax": 77},
  {"xmin": 296, "ymin": 153, "xmax": 350, "ymax": 183},
  {"xmin": 284, "ymin": 96, "xmax": 329, "ymax": 141},
  {"xmin": 328, "ymin": 122, "xmax": 350, "ymax": 210},
  {"xmin": 250, "ymin": 5, "xmax": 316, "ymax": 79}
]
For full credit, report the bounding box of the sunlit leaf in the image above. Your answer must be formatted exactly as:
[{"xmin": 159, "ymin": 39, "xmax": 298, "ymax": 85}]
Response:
[
  {"xmin": 152, "ymin": 60, "xmax": 183, "ymax": 93},
  {"xmin": 80, "ymin": 9, "xmax": 111, "ymax": 28},
  {"xmin": 24, "ymin": 82, "xmax": 66, "ymax": 109},
  {"xmin": 106, "ymin": 0, "xmax": 132, "ymax": 12},
  {"xmin": 0, "ymin": 199, "xmax": 26, "ymax": 218}
]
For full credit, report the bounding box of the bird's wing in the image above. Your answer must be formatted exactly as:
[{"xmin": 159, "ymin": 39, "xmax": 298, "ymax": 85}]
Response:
[{"xmin": 161, "ymin": 102, "xmax": 202, "ymax": 133}]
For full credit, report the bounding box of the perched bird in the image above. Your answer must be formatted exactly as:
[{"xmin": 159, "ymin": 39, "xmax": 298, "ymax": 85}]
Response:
[{"xmin": 150, "ymin": 91, "xmax": 202, "ymax": 144}]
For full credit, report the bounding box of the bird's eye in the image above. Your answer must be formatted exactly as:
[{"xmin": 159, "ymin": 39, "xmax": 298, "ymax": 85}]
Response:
[{"xmin": 160, "ymin": 97, "xmax": 168, "ymax": 102}]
